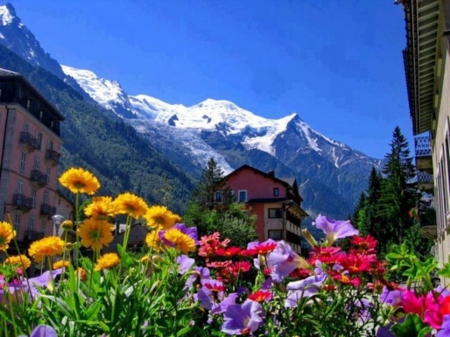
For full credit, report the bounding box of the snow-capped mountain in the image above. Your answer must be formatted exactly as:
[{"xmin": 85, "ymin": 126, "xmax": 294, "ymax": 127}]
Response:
[{"xmin": 0, "ymin": 3, "xmax": 383, "ymax": 218}]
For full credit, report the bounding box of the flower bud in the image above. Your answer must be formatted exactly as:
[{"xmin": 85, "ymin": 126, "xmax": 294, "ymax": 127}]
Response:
[
  {"xmin": 61, "ymin": 220, "xmax": 74, "ymax": 231},
  {"xmin": 302, "ymin": 228, "xmax": 318, "ymax": 247}
]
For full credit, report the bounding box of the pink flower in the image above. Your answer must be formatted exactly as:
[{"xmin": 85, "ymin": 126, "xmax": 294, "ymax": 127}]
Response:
[{"xmin": 401, "ymin": 290, "xmax": 444, "ymax": 329}]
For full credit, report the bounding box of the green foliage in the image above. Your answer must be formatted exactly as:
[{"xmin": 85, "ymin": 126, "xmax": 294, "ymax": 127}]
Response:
[
  {"xmin": 390, "ymin": 314, "xmax": 432, "ymax": 337},
  {"xmin": 352, "ymin": 127, "xmax": 433, "ymax": 258}
]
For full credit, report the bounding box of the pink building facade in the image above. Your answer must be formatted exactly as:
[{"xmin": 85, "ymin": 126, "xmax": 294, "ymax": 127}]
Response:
[
  {"xmin": 0, "ymin": 68, "xmax": 64, "ymax": 246},
  {"xmin": 224, "ymin": 165, "xmax": 308, "ymax": 254}
]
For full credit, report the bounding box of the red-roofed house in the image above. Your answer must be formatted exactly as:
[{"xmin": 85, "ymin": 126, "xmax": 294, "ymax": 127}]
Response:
[{"xmin": 223, "ymin": 165, "xmax": 308, "ymax": 254}]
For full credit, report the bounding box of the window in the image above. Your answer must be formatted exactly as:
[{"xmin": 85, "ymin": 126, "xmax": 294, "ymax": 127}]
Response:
[
  {"xmin": 29, "ymin": 216, "xmax": 35, "ymax": 230},
  {"xmin": 24, "ymin": 123, "xmax": 29, "ymax": 132},
  {"xmin": 41, "ymin": 221, "xmax": 46, "ymax": 234},
  {"xmin": 14, "ymin": 214, "xmax": 21, "ymax": 233},
  {"xmin": 268, "ymin": 230, "xmax": 282, "ymax": 240},
  {"xmin": 238, "ymin": 190, "xmax": 247, "ymax": 203},
  {"xmin": 26, "ymin": 99, "xmax": 30, "ymax": 110},
  {"xmin": 18, "ymin": 180, "xmax": 24, "ymax": 194},
  {"xmin": 47, "ymin": 139, "xmax": 53, "ymax": 150},
  {"xmin": 43, "ymin": 191, "xmax": 49, "ymax": 203},
  {"xmin": 273, "ymin": 188, "xmax": 279, "ymax": 197},
  {"xmin": 215, "ymin": 191, "xmax": 223, "ymax": 203},
  {"xmin": 35, "ymin": 131, "xmax": 42, "ymax": 150},
  {"xmin": 34, "ymin": 157, "xmax": 40, "ymax": 170},
  {"xmin": 31, "ymin": 188, "xmax": 37, "ymax": 208},
  {"xmin": 46, "ymin": 167, "xmax": 51, "ymax": 184},
  {"xmin": 269, "ymin": 208, "xmax": 283, "ymax": 218},
  {"xmin": 39, "ymin": 110, "xmax": 43, "ymax": 120},
  {"xmin": 20, "ymin": 151, "xmax": 26, "ymax": 172}
]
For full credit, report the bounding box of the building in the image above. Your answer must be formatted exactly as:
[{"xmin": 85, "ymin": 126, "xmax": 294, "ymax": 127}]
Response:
[
  {"xmin": 223, "ymin": 165, "xmax": 308, "ymax": 254},
  {"xmin": 0, "ymin": 68, "xmax": 64, "ymax": 246},
  {"xmin": 397, "ymin": 0, "xmax": 450, "ymax": 273}
]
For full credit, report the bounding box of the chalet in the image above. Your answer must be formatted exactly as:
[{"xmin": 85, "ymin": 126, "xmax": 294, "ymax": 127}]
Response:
[{"xmin": 223, "ymin": 165, "xmax": 308, "ymax": 254}]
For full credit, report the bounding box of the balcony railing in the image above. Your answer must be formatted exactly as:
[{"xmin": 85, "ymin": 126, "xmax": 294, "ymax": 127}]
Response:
[
  {"xmin": 45, "ymin": 149, "xmax": 61, "ymax": 167},
  {"xmin": 24, "ymin": 230, "xmax": 45, "ymax": 242},
  {"xmin": 417, "ymin": 171, "xmax": 434, "ymax": 193},
  {"xmin": 40, "ymin": 203, "xmax": 56, "ymax": 217},
  {"xmin": 12, "ymin": 194, "xmax": 33, "ymax": 212},
  {"xmin": 19, "ymin": 132, "xmax": 38, "ymax": 152},
  {"xmin": 30, "ymin": 169, "xmax": 48, "ymax": 187},
  {"xmin": 415, "ymin": 135, "xmax": 433, "ymax": 174}
]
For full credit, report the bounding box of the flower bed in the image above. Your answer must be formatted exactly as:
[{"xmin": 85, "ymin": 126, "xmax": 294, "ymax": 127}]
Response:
[{"xmin": 0, "ymin": 168, "xmax": 449, "ymax": 336}]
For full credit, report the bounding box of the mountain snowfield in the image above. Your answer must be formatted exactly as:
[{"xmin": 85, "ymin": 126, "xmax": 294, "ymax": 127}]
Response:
[
  {"xmin": 0, "ymin": 3, "xmax": 383, "ymax": 218},
  {"xmin": 61, "ymin": 64, "xmax": 362, "ymax": 169}
]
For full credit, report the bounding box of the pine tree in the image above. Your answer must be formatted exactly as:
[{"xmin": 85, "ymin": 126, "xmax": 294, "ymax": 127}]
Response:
[
  {"xmin": 192, "ymin": 158, "xmax": 233, "ymax": 210},
  {"xmin": 365, "ymin": 167, "xmax": 383, "ymax": 239},
  {"xmin": 378, "ymin": 127, "xmax": 418, "ymax": 253}
]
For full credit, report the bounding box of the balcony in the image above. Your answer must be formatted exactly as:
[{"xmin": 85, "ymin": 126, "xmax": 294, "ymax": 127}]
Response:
[
  {"xmin": 45, "ymin": 149, "xmax": 61, "ymax": 167},
  {"xmin": 415, "ymin": 135, "xmax": 433, "ymax": 174},
  {"xmin": 24, "ymin": 230, "xmax": 45, "ymax": 242},
  {"xmin": 40, "ymin": 203, "xmax": 56, "ymax": 218},
  {"xmin": 417, "ymin": 171, "xmax": 434, "ymax": 193},
  {"xmin": 19, "ymin": 132, "xmax": 38, "ymax": 153},
  {"xmin": 12, "ymin": 194, "xmax": 33, "ymax": 213},
  {"xmin": 30, "ymin": 169, "xmax": 48, "ymax": 188}
]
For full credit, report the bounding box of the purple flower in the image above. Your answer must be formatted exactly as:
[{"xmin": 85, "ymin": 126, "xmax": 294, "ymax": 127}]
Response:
[
  {"xmin": 266, "ymin": 241, "xmax": 309, "ymax": 283},
  {"xmin": 159, "ymin": 223, "xmax": 199, "ymax": 247},
  {"xmin": 212, "ymin": 293, "xmax": 239, "ymax": 315},
  {"xmin": 177, "ymin": 255, "xmax": 195, "ymax": 275},
  {"xmin": 221, "ymin": 300, "xmax": 264, "ymax": 335},
  {"xmin": 437, "ymin": 315, "xmax": 450, "ymax": 337},
  {"xmin": 313, "ymin": 215, "xmax": 359, "ymax": 245},
  {"xmin": 29, "ymin": 325, "xmax": 58, "ymax": 337},
  {"xmin": 380, "ymin": 287, "xmax": 403, "ymax": 307},
  {"xmin": 195, "ymin": 279, "xmax": 224, "ymax": 310},
  {"xmin": 186, "ymin": 266, "xmax": 211, "ymax": 289},
  {"xmin": 285, "ymin": 273, "xmax": 327, "ymax": 308}
]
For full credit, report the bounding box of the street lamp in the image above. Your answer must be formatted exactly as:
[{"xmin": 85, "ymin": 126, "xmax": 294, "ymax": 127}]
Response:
[{"xmin": 52, "ymin": 214, "xmax": 64, "ymax": 236}]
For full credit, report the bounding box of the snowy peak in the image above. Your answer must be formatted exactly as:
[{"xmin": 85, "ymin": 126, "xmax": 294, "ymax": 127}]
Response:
[
  {"xmin": 62, "ymin": 65, "xmax": 142, "ymax": 119},
  {"xmin": 0, "ymin": 4, "xmax": 16, "ymax": 26}
]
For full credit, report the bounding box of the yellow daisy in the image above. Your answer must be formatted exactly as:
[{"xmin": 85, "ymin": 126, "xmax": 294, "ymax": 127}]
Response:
[
  {"xmin": 84, "ymin": 196, "xmax": 117, "ymax": 220},
  {"xmin": 163, "ymin": 229, "xmax": 196, "ymax": 254},
  {"xmin": 28, "ymin": 236, "xmax": 65, "ymax": 263},
  {"xmin": 53, "ymin": 260, "xmax": 70, "ymax": 270},
  {"xmin": 78, "ymin": 218, "xmax": 115, "ymax": 251},
  {"xmin": 145, "ymin": 230, "xmax": 162, "ymax": 252},
  {"xmin": 113, "ymin": 192, "xmax": 148, "ymax": 219},
  {"xmin": 94, "ymin": 253, "xmax": 120, "ymax": 271},
  {"xmin": 75, "ymin": 267, "xmax": 87, "ymax": 281},
  {"xmin": 59, "ymin": 167, "xmax": 100, "ymax": 195},
  {"xmin": 4, "ymin": 254, "xmax": 31, "ymax": 270},
  {"xmin": 144, "ymin": 205, "xmax": 181, "ymax": 230},
  {"xmin": 0, "ymin": 221, "xmax": 15, "ymax": 251}
]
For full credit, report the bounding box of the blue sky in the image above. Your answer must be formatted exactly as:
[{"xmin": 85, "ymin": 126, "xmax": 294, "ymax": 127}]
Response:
[{"xmin": 9, "ymin": 0, "xmax": 411, "ymax": 159}]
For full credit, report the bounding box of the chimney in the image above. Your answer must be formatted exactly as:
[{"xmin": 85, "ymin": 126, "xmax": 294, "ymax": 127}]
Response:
[{"xmin": 268, "ymin": 170, "xmax": 275, "ymax": 178}]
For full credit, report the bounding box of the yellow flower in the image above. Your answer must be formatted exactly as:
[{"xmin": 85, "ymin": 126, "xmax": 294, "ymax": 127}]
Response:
[
  {"xmin": 75, "ymin": 267, "xmax": 87, "ymax": 281},
  {"xmin": 94, "ymin": 253, "xmax": 120, "ymax": 271},
  {"xmin": 145, "ymin": 230, "xmax": 162, "ymax": 252},
  {"xmin": 61, "ymin": 220, "xmax": 74, "ymax": 230},
  {"xmin": 78, "ymin": 218, "xmax": 115, "ymax": 251},
  {"xmin": 84, "ymin": 196, "xmax": 117, "ymax": 220},
  {"xmin": 4, "ymin": 255, "xmax": 31, "ymax": 270},
  {"xmin": 140, "ymin": 255, "xmax": 152, "ymax": 263},
  {"xmin": 28, "ymin": 236, "xmax": 65, "ymax": 263},
  {"xmin": 113, "ymin": 193, "xmax": 148, "ymax": 219},
  {"xmin": 0, "ymin": 221, "xmax": 15, "ymax": 251},
  {"xmin": 144, "ymin": 205, "xmax": 181, "ymax": 230},
  {"xmin": 59, "ymin": 167, "xmax": 100, "ymax": 195},
  {"xmin": 53, "ymin": 260, "xmax": 70, "ymax": 270},
  {"xmin": 163, "ymin": 229, "xmax": 196, "ymax": 254}
]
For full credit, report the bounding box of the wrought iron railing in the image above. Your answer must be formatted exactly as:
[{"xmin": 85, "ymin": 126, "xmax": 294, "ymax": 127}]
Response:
[
  {"xmin": 19, "ymin": 132, "xmax": 38, "ymax": 150},
  {"xmin": 30, "ymin": 169, "xmax": 48, "ymax": 186},
  {"xmin": 417, "ymin": 171, "xmax": 434, "ymax": 183},
  {"xmin": 12, "ymin": 194, "xmax": 33, "ymax": 210},
  {"xmin": 415, "ymin": 135, "xmax": 432, "ymax": 157},
  {"xmin": 45, "ymin": 149, "xmax": 61, "ymax": 165},
  {"xmin": 40, "ymin": 203, "xmax": 56, "ymax": 216}
]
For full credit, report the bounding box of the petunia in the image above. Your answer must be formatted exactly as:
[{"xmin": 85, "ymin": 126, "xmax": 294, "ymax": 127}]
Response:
[
  {"xmin": 212, "ymin": 293, "xmax": 239, "ymax": 315},
  {"xmin": 437, "ymin": 315, "xmax": 450, "ymax": 337},
  {"xmin": 285, "ymin": 273, "xmax": 327, "ymax": 308},
  {"xmin": 313, "ymin": 215, "xmax": 359, "ymax": 245},
  {"xmin": 195, "ymin": 279, "xmax": 225, "ymax": 310},
  {"xmin": 266, "ymin": 240, "xmax": 309, "ymax": 283},
  {"xmin": 29, "ymin": 325, "xmax": 58, "ymax": 337},
  {"xmin": 380, "ymin": 287, "xmax": 404, "ymax": 307},
  {"xmin": 177, "ymin": 255, "xmax": 195, "ymax": 275},
  {"xmin": 221, "ymin": 299, "xmax": 264, "ymax": 335}
]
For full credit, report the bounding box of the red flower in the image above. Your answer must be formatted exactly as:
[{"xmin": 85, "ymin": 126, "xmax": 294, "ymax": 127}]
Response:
[
  {"xmin": 207, "ymin": 261, "xmax": 233, "ymax": 269},
  {"xmin": 311, "ymin": 246, "xmax": 346, "ymax": 265},
  {"xmin": 248, "ymin": 290, "xmax": 272, "ymax": 302},
  {"xmin": 342, "ymin": 253, "xmax": 376, "ymax": 274},
  {"xmin": 350, "ymin": 235, "xmax": 377, "ymax": 254},
  {"xmin": 230, "ymin": 261, "xmax": 251, "ymax": 274},
  {"xmin": 204, "ymin": 282, "xmax": 225, "ymax": 292},
  {"xmin": 241, "ymin": 242, "xmax": 277, "ymax": 256},
  {"xmin": 216, "ymin": 246, "xmax": 242, "ymax": 257},
  {"xmin": 289, "ymin": 268, "xmax": 312, "ymax": 279},
  {"xmin": 332, "ymin": 273, "xmax": 361, "ymax": 287}
]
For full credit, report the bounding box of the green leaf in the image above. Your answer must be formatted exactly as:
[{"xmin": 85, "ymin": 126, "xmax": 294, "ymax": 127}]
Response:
[
  {"xmin": 176, "ymin": 326, "xmax": 192, "ymax": 336},
  {"xmin": 117, "ymin": 244, "xmax": 135, "ymax": 268},
  {"xmin": 390, "ymin": 314, "xmax": 429, "ymax": 337}
]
